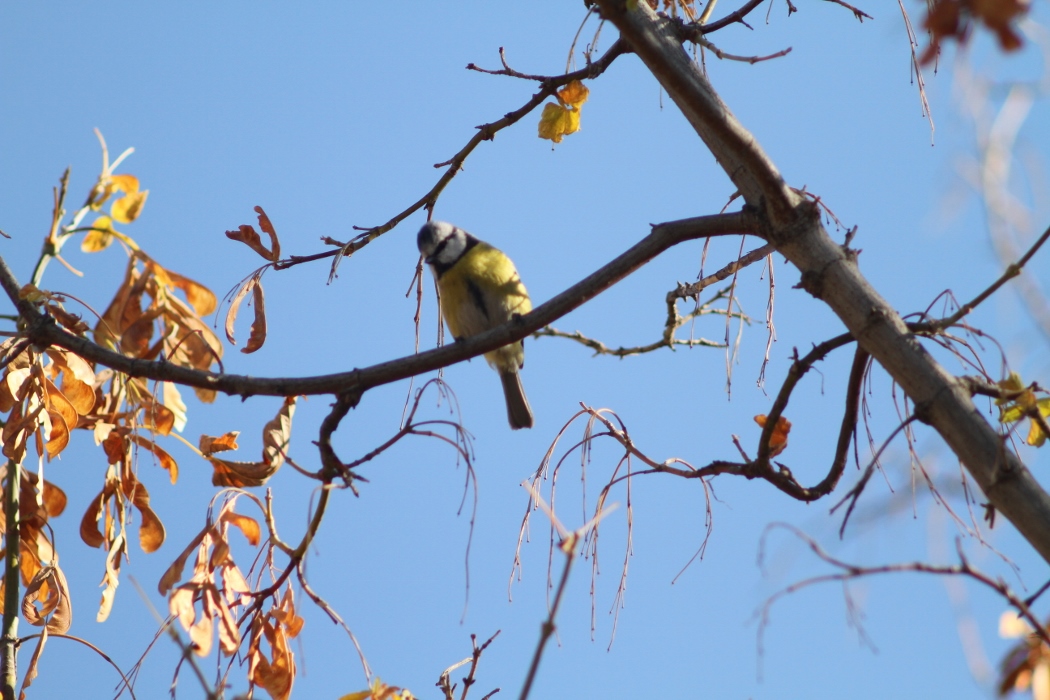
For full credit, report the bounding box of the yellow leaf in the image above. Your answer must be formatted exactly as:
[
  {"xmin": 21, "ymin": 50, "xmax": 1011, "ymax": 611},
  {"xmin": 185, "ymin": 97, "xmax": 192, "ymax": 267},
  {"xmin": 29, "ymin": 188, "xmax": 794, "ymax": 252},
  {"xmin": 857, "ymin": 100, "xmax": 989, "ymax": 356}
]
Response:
[
  {"xmin": 109, "ymin": 174, "xmax": 140, "ymax": 193},
  {"xmin": 111, "ymin": 189, "xmax": 149, "ymax": 223},
  {"xmin": 83, "ymin": 216, "xmax": 117, "ymax": 252},
  {"xmin": 538, "ymin": 102, "xmax": 580, "ymax": 143},
  {"xmin": 1025, "ymin": 399, "xmax": 1050, "ymax": 446}
]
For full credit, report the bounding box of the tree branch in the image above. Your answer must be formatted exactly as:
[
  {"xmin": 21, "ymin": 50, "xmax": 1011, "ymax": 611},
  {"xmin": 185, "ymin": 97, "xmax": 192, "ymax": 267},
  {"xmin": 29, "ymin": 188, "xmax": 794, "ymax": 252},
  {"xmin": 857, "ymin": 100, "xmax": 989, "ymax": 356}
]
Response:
[
  {"xmin": 597, "ymin": 0, "xmax": 1050, "ymax": 565},
  {"xmin": 3, "ymin": 210, "xmax": 760, "ymax": 399}
]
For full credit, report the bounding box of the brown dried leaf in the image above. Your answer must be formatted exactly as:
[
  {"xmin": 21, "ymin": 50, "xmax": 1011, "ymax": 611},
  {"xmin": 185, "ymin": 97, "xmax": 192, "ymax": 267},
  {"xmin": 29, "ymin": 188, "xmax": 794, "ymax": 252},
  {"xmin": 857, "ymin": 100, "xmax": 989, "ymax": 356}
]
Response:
[
  {"xmin": 140, "ymin": 396, "xmax": 176, "ymax": 437},
  {"xmin": 102, "ymin": 431, "xmax": 127, "ymax": 465},
  {"xmin": 44, "ymin": 410, "xmax": 69, "ymax": 459},
  {"xmin": 225, "ymin": 276, "xmax": 255, "ymax": 345},
  {"xmin": 21, "ymin": 564, "xmax": 72, "ymax": 633},
  {"xmin": 263, "ymin": 397, "xmax": 296, "ymax": 468},
  {"xmin": 210, "ymin": 397, "xmax": 295, "ymax": 487},
  {"xmin": 250, "ymin": 620, "xmax": 295, "ymax": 700},
  {"xmin": 79, "ymin": 475, "xmax": 118, "ymax": 549},
  {"xmin": 200, "ymin": 432, "xmax": 240, "ymax": 455},
  {"xmin": 129, "ymin": 434, "xmax": 179, "ymax": 484},
  {"xmin": 46, "ymin": 303, "xmax": 91, "ymax": 335},
  {"xmin": 254, "ymin": 206, "xmax": 281, "ymax": 262},
  {"xmin": 164, "ymin": 269, "xmax": 218, "ymax": 317},
  {"xmin": 226, "ymin": 206, "xmax": 281, "ymax": 262},
  {"xmin": 95, "ymin": 259, "xmax": 147, "ymax": 351},
  {"xmin": 243, "ymin": 278, "xmax": 267, "ymax": 354},
  {"xmin": 221, "ymin": 511, "xmax": 261, "ymax": 547},
  {"xmin": 195, "ymin": 387, "xmax": 218, "ymax": 404},
  {"xmin": 206, "ymin": 584, "xmax": 241, "ymax": 655},
  {"xmin": 189, "ymin": 605, "xmax": 214, "ymax": 656},
  {"xmin": 43, "ymin": 379, "xmax": 77, "ymax": 438},
  {"xmin": 4, "ymin": 402, "xmax": 39, "ymax": 464},
  {"xmin": 159, "ymin": 528, "xmax": 208, "ymax": 595},
  {"xmin": 161, "ymin": 293, "xmax": 224, "ymax": 371},
  {"xmin": 122, "ymin": 471, "xmax": 165, "ymax": 553}
]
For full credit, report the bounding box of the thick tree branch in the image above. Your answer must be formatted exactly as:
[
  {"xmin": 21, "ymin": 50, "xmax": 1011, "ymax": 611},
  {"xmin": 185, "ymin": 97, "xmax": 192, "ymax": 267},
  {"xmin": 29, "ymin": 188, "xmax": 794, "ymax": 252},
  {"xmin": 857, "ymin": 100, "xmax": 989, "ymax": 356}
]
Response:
[
  {"xmin": 597, "ymin": 0, "xmax": 1050, "ymax": 565},
  {"xmin": 1, "ymin": 210, "xmax": 760, "ymax": 399}
]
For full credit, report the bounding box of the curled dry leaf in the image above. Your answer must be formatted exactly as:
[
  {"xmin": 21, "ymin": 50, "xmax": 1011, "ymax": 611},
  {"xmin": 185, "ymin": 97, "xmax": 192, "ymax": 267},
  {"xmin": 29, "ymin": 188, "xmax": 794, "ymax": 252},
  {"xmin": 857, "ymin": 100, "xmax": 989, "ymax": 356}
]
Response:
[
  {"xmin": 226, "ymin": 205, "xmax": 281, "ymax": 262},
  {"xmin": 21, "ymin": 564, "xmax": 72, "ymax": 633},
  {"xmin": 225, "ymin": 274, "xmax": 268, "ymax": 353},
  {"xmin": 200, "ymin": 431, "xmax": 240, "ymax": 455},
  {"xmin": 209, "ymin": 397, "xmax": 295, "ymax": 487}
]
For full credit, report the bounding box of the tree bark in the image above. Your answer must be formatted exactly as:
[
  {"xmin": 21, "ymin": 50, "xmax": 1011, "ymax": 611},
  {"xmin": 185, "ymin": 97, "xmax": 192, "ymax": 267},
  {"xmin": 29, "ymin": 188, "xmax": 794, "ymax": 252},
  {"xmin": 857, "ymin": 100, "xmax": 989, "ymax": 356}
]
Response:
[{"xmin": 596, "ymin": 0, "xmax": 1050, "ymax": 565}]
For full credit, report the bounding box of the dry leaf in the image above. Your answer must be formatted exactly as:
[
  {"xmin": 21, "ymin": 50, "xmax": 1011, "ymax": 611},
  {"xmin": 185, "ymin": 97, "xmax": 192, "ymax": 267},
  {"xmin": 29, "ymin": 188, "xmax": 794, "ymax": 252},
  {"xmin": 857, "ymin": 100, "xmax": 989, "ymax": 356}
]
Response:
[
  {"xmin": 200, "ymin": 432, "xmax": 240, "ymax": 455},
  {"xmin": 243, "ymin": 279, "xmax": 267, "ymax": 354},
  {"xmin": 21, "ymin": 564, "xmax": 72, "ymax": 633},
  {"xmin": 226, "ymin": 206, "xmax": 281, "ymax": 262},
  {"xmin": 221, "ymin": 510, "xmax": 261, "ymax": 547},
  {"xmin": 755, "ymin": 414, "xmax": 792, "ymax": 457},
  {"xmin": 224, "ymin": 272, "xmax": 269, "ymax": 353},
  {"xmin": 130, "ymin": 434, "xmax": 179, "ymax": 484},
  {"xmin": 210, "ymin": 397, "xmax": 295, "ymax": 487}
]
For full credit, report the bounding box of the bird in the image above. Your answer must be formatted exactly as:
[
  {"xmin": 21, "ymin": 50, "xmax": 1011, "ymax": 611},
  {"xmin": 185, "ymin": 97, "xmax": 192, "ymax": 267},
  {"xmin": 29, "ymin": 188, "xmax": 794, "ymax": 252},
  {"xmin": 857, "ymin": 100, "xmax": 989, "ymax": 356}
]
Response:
[{"xmin": 417, "ymin": 220, "xmax": 534, "ymax": 429}]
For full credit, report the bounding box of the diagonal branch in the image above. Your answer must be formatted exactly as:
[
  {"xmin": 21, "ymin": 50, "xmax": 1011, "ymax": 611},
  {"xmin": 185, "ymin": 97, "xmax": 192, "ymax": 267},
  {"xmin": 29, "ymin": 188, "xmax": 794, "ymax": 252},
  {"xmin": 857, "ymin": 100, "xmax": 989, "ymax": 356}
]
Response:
[{"xmin": 596, "ymin": 0, "xmax": 1050, "ymax": 565}]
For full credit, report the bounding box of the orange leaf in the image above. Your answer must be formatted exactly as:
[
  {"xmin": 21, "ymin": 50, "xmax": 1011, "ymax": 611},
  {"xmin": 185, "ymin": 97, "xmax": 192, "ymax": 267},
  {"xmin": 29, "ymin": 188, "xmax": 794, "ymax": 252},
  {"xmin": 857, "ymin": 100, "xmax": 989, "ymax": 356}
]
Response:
[
  {"xmin": 44, "ymin": 410, "xmax": 69, "ymax": 458},
  {"xmin": 122, "ymin": 471, "xmax": 166, "ymax": 553},
  {"xmin": 557, "ymin": 80, "xmax": 590, "ymax": 109},
  {"xmin": 755, "ymin": 414, "xmax": 792, "ymax": 457},
  {"xmin": 221, "ymin": 511, "xmax": 261, "ymax": 547},
  {"xmin": 163, "ymin": 268, "xmax": 217, "ymax": 317}
]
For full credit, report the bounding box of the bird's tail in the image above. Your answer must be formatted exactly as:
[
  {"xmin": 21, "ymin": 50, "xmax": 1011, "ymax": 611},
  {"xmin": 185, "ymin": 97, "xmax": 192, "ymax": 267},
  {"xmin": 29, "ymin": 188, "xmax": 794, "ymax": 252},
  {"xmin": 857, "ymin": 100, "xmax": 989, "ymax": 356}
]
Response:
[{"xmin": 500, "ymin": 370, "xmax": 533, "ymax": 430}]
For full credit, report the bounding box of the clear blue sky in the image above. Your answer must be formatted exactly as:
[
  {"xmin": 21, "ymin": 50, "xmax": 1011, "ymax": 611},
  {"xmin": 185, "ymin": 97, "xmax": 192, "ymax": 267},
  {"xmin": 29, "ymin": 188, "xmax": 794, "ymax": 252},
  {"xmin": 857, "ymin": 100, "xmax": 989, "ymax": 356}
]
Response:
[{"xmin": 2, "ymin": 2, "xmax": 1049, "ymax": 699}]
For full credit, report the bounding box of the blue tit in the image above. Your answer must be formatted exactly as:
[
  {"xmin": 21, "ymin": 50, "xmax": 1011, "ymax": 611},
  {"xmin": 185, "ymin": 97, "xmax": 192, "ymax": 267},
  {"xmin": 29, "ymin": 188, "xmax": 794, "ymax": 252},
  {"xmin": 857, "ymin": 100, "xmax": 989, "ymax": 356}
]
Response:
[{"xmin": 417, "ymin": 221, "xmax": 534, "ymax": 430}]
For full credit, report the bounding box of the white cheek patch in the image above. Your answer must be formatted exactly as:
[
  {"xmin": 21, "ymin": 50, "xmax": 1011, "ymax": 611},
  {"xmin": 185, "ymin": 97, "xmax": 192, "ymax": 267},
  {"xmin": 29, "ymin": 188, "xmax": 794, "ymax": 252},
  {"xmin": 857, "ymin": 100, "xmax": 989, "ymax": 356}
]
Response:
[{"xmin": 435, "ymin": 231, "xmax": 468, "ymax": 266}]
